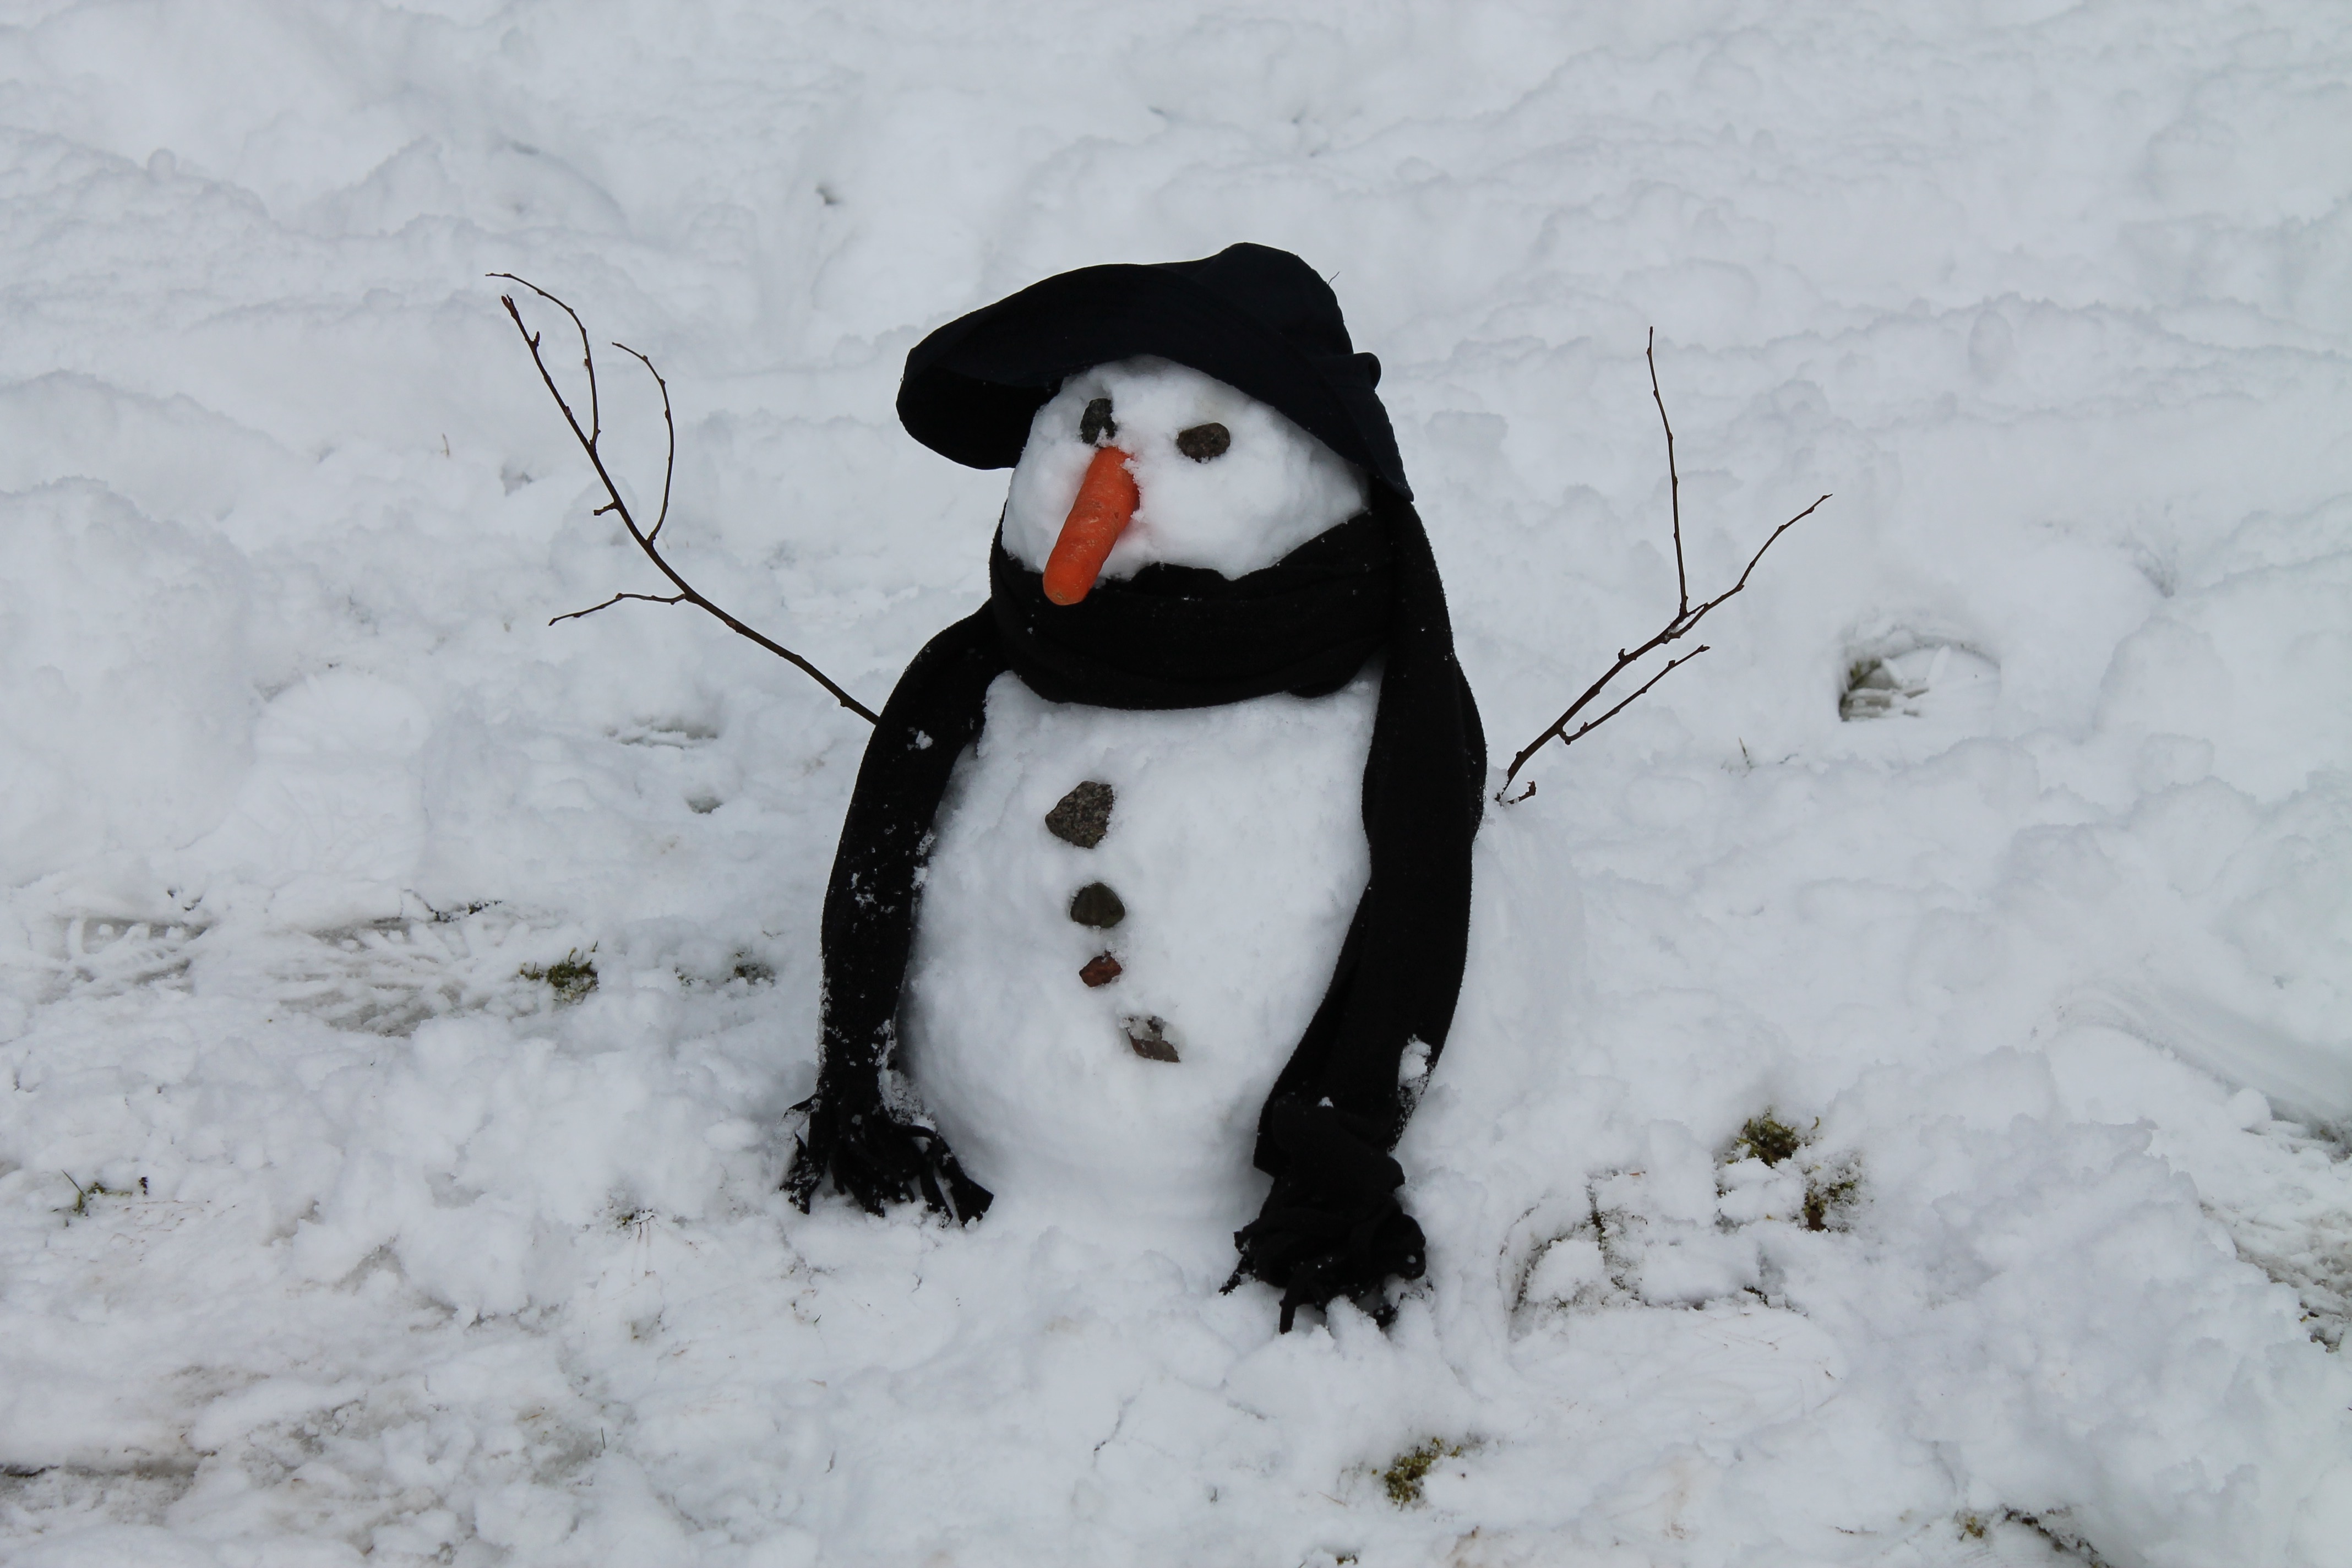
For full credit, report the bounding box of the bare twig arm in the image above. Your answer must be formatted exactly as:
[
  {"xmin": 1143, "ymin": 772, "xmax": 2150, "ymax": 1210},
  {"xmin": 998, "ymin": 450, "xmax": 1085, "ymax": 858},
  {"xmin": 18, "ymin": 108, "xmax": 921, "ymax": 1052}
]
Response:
[
  {"xmin": 612, "ymin": 342, "xmax": 675, "ymax": 544},
  {"xmin": 549, "ymin": 590, "xmax": 689, "ymax": 625},
  {"xmin": 1647, "ymin": 328, "xmax": 1686, "ymax": 619},
  {"xmin": 490, "ymin": 274, "xmax": 880, "ymax": 725},
  {"xmin": 1501, "ymin": 648, "xmax": 1708, "ymax": 803},
  {"xmin": 1498, "ymin": 333, "xmax": 1829, "ymax": 801},
  {"xmin": 1700, "ymin": 493, "xmax": 1823, "ymax": 608}
]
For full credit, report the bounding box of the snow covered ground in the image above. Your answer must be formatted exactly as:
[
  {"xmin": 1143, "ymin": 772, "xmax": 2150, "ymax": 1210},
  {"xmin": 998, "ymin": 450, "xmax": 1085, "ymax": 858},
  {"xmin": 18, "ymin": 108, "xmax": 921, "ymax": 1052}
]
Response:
[{"xmin": 3, "ymin": 2, "xmax": 2350, "ymax": 1562}]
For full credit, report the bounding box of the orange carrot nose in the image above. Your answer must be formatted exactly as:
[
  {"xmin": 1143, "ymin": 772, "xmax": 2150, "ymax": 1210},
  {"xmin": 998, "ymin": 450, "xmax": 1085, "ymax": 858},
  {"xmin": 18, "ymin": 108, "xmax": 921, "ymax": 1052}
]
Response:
[{"xmin": 1042, "ymin": 445, "xmax": 1139, "ymax": 606}]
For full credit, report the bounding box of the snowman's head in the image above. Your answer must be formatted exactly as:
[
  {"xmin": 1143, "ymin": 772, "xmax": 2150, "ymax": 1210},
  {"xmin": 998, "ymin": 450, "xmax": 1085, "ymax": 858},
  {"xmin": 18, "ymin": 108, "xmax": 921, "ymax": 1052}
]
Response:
[{"xmin": 1000, "ymin": 356, "xmax": 1370, "ymax": 605}]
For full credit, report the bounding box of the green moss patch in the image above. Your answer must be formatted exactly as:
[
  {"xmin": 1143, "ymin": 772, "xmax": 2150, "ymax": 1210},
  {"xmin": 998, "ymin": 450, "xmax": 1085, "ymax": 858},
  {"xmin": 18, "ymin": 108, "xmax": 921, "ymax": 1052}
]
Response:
[
  {"xmin": 520, "ymin": 949, "xmax": 598, "ymax": 1004},
  {"xmin": 1381, "ymin": 1439, "xmax": 1465, "ymax": 1507},
  {"xmin": 1731, "ymin": 1112, "xmax": 1805, "ymax": 1167}
]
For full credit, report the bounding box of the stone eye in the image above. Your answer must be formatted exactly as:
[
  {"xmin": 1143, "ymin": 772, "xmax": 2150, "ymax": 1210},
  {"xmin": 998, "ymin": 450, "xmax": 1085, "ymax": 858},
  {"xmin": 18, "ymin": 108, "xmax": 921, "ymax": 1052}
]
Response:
[
  {"xmin": 1079, "ymin": 398, "xmax": 1116, "ymax": 445},
  {"xmin": 1175, "ymin": 422, "xmax": 1230, "ymax": 461}
]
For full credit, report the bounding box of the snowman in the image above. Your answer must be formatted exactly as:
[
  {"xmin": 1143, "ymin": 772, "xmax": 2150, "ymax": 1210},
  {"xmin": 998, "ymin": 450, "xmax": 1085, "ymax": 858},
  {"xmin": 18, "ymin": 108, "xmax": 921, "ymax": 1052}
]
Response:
[{"xmin": 789, "ymin": 244, "xmax": 1485, "ymax": 1329}]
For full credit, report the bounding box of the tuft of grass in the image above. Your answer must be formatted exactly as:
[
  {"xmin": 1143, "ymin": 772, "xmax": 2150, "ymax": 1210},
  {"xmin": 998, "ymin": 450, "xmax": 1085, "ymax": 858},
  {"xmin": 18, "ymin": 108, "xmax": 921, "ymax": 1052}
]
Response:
[
  {"xmin": 61, "ymin": 1173, "xmax": 134, "ymax": 1219},
  {"xmin": 1732, "ymin": 1112, "xmax": 1805, "ymax": 1167},
  {"xmin": 674, "ymin": 955, "xmax": 776, "ymax": 990},
  {"xmin": 1949, "ymin": 1509, "xmax": 2114, "ymax": 1567},
  {"xmin": 1841, "ymin": 655, "xmax": 1927, "ymax": 721},
  {"xmin": 1726, "ymin": 1109, "xmax": 1864, "ymax": 1232},
  {"xmin": 1803, "ymin": 1164, "xmax": 1861, "ymax": 1231},
  {"xmin": 1381, "ymin": 1439, "xmax": 1464, "ymax": 1507},
  {"xmin": 2006, "ymin": 1509, "xmax": 2114, "ymax": 1567},
  {"xmin": 520, "ymin": 949, "xmax": 598, "ymax": 1004}
]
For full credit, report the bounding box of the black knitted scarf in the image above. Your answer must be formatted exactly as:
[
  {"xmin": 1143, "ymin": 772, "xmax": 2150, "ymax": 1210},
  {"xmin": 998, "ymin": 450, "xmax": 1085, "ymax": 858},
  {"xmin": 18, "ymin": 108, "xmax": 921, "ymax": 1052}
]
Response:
[{"xmin": 788, "ymin": 488, "xmax": 1485, "ymax": 1329}]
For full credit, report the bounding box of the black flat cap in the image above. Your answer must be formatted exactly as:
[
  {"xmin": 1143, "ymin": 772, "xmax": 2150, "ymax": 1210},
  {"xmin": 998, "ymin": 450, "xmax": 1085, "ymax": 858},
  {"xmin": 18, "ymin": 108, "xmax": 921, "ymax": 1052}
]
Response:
[{"xmin": 897, "ymin": 242, "xmax": 1410, "ymax": 500}]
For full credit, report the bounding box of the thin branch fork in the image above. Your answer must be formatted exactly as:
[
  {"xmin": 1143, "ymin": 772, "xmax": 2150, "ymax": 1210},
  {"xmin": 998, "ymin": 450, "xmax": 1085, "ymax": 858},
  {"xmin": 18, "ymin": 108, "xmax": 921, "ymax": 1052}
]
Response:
[
  {"xmin": 490, "ymin": 273, "xmax": 879, "ymax": 725},
  {"xmin": 1499, "ymin": 331, "xmax": 1829, "ymax": 802}
]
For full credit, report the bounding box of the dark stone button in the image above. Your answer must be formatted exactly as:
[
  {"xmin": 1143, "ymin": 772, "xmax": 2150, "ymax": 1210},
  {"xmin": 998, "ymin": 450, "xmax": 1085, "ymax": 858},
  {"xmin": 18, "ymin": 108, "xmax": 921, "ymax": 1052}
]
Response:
[
  {"xmin": 1068, "ymin": 882, "xmax": 1125, "ymax": 928},
  {"xmin": 1125, "ymin": 1015, "xmax": 1178, "ymax": 1063},
  {"xmin": 1175, "ymin": 422, "xmax": 1229, "ymax": 461},
  {"xmin": 1044, "ymin": 780, "xmax": 1114, "ymax": 848},
  {"xmin": 1079, "ymin": 952, "xmax": 1122, "ymax": 988}
]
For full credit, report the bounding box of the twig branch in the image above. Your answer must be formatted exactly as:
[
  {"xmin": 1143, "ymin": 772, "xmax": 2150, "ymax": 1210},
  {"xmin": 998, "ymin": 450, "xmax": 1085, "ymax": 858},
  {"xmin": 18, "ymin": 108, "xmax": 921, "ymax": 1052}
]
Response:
[
  {"xmin": 1647, "ymin": 328, "xmax": 1686, "ymax": 619},
  {"xmin": 489, "ymin": 273, "xmax": 879, "ymax": 725},
  {"xmin": 1500, "ymin": 335, "xmax": 1828, "ymax": 801},
  {"xmin": 611, "ymin": 342, "xmax": 674, "ymax": 543},
  {"xmin": 550, "ymin": 591, "xmax": 689, "ymax": 625},
  {"xmin": 1501, "ymin": 648, "xmax": 1710, "ymax": 804}
]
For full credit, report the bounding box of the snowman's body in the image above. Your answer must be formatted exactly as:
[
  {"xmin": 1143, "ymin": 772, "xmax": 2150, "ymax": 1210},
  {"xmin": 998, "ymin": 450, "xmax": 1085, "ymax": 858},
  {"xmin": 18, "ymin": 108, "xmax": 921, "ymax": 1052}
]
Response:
[
  {"xmin": 897, "ymin": 356, "xmax": 1379, "ymax": 1241},
  {"xmin": 901, "ymin": 667, "xmax": 1377, "ymax": 1237}
]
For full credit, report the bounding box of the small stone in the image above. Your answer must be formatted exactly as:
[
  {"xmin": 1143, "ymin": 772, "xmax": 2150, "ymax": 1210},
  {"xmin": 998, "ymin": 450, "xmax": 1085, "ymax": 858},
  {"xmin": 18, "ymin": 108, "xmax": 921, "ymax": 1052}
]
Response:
[
  {"xmin": 1080, "ymin": 397, "xmax": 1117, "ymax": 446},
  {"xmin": 1079, "ymin": 952, "xmax": 1122, "ymax": 988},
  {"xmin": 1044, "ymin": 780, "xmax": 1115, "ymax": 848},
  {"xmin": 1068, "ymin": 882, "xmax": 1125, "ymax": 928},
  {"xmin": 1125, "ymin": 1016, "xmax": 1179, "ymax": 1063},
  {"xmin": 1175, "ymin": 422, "xmax": 1230, "ymax": 461}
]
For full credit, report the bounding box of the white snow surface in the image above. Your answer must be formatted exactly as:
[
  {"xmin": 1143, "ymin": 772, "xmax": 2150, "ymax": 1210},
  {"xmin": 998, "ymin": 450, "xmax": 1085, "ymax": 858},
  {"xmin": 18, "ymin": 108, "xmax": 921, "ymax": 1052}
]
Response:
[
  {"xmin": 2, "ymin": 3, "xmax": 2350, "ymax": 1566},
  {"xmin": 1000, "ymin": 357, "xmax": 1370, "ymax": 581}
]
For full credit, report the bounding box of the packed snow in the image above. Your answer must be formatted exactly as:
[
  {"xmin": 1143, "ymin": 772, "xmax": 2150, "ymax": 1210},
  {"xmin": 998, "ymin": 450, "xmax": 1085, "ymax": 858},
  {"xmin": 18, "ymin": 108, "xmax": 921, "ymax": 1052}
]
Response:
[{"xmin": 3, "ymin": 3, "xmax": 2350, "ymax": 1565}]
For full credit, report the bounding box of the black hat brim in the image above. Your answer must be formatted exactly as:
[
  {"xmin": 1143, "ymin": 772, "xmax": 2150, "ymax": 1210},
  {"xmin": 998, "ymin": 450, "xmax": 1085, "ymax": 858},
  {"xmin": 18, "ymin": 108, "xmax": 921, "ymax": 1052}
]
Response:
[{"xmin": 898, "ymin": 256, "xmax": 1411, "ymax": 500}]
